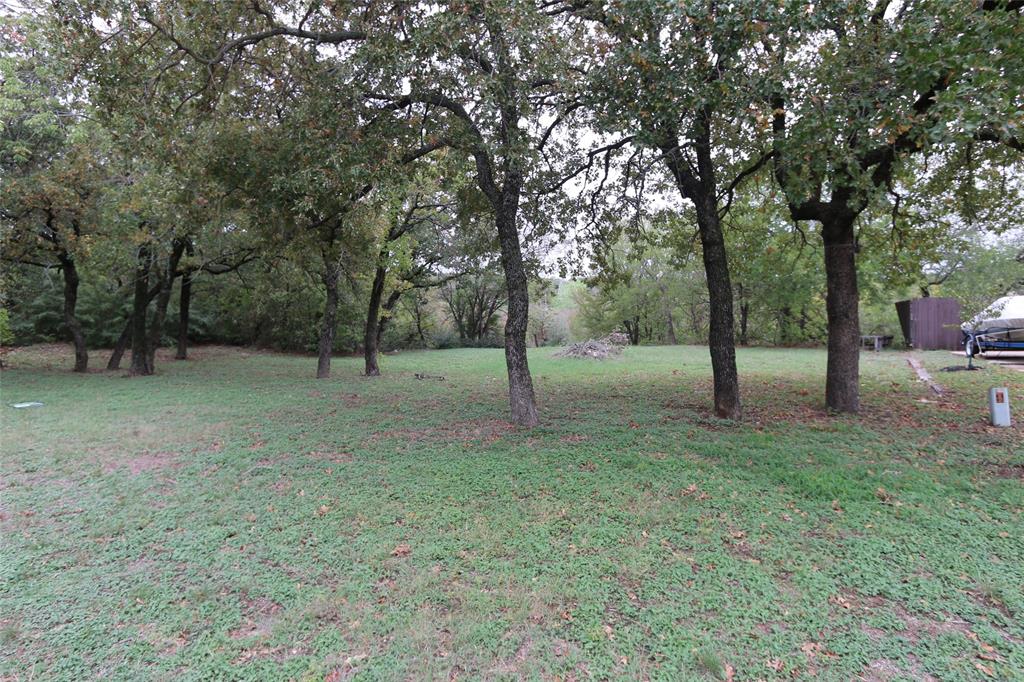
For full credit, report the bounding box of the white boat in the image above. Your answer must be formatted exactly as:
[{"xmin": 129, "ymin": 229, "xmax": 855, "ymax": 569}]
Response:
[{"xmin": 963, "ymin": 296, "xmax": 1024, "ymax": 355}]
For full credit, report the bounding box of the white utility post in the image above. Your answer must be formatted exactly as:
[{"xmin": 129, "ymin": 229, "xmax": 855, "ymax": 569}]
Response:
[{"xmin": 988, "ymin": 387, "xmax": 1011, "ymax": 427}]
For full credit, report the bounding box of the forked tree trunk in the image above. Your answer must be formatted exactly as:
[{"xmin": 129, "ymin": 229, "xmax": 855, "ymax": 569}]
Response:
[
  {"xmin": 317, "ymin": 257, "xmax": 341, "ymax": 379},
  {"xmin": 58, "ymin": 255, "xmax": 88, "ymax": 372},
  {"xmin": 145, "ymin": 239, "xmax": 186, "ymax": 372},
  {"xmin": 495, "ymin": 195, "xmax": 539, "ymax": 427},
  {"xmin": 822, "ymin": 217, "xmax": 860, "ymax": 413},
  {"xmin": 176, "ymin": 272, "xmax": 192, "ymax": 360},
  {"xmin": 693, "ymin": 195, "xmax": 742, "ymax": 420},
  {"xmin": 128, "ymin": 245, "xmax": 153, "ymax": 376},
  {"xmin": 363, "ymin": 263, "xmax": 387, "ymax": 376},
  {"xmin": 109, "ymin": 283, "xmax": 161, "ymax": 370}
]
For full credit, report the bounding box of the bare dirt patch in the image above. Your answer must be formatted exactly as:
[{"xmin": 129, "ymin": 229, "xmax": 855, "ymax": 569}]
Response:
[
  {"xmin": 841, "ymin": 591, "xmax": 978, "ymax": 658},
  {"xmin": 137, "ymin": 622, "xmax": 189, "ymax": 657},
  {"xmin": 102, "ymin": 450, "xmax": 181, "ymax": 476},
  {"xmin": 892, "ymin": 602, "xmax": 973, "ymax": 642},
  {"xmin": 229, "ymin": 597, "xmax": 283, "ymax": 640},
  {"xmin": 309, "ymin": 449, "xmax": 354, "ymax": 463},
  {"xmin": 981, "ymin": 462, "xmax": 1024, "ymax": 480},
  {"xmin": 860, "ymin": 655, "xmax": 936, "ymax": 682}
]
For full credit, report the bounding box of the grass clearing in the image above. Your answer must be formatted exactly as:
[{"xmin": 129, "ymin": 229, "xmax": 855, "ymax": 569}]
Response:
[{"xmin": 1, "ymin": 344, "xmax": 1022, "ymax": 681}]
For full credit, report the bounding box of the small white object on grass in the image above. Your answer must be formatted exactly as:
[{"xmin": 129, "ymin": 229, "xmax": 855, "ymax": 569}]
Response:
[
  {"xmin": 10, "ymin": 402, "xmax": 44, "ymax": 409},
  {"xmin": 988, "ymin": 387, "xmax": 1011, "ymax": 427}
]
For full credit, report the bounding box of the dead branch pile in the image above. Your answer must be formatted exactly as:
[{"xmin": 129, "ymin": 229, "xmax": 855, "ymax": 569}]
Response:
[
  {"xmin": 554, "ymin": 335, "xmax": 626, "ymax": 360},
  {"xmin": 603, "ymin": 331, "xmax": 630, "ymax": 346}
]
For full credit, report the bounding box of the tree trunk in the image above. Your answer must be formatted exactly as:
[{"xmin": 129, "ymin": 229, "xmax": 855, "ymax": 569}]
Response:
[
  {"xmin": 778, "ymin": 306, "xmax": 794, "ymax": 345},
  {"xmin": 693, "ymin": 196, "xmax": 742, "ymax": 419},
  {"xmin": 128, "ymin": 245, "xmax": 153, "ymax": 376},
  {"xmin": 660, "ymin": 121, "xmax": 741, "ymax": 420},
  {"xmin": 363, "ymin": 263, "xmax": 387, "ymax": 376},
  {"xmin": 317, "ymin": 257, "xmax": 341, "ymax": 379},
  {"xmin": 145, "ymin": 239, "xmax": 186, "ymax": 371},
  {"xmin": 377, "ymin": 290, "xmax": 402, "ymax": 348},
  {"xmin": 624, "ymin": 318, "xmax": 640, "ymax": 345},
  {"xmin": 737, "ymin": 283, "xmax": 749, "ymax": 347},
  {"xmin": 822, "ymin": 219, "xmax": 860, "ymax": 413},
  {"xmin": 495, "ymin": 194, "xmax": 539, "ymax": 427},
  {"xmin": 666, "ymin": 310, "xmax": 678, "ymax": 345},
  {"xmin": 107, "ymin": 319, "xmax": 132, "ymax": 370},
  {"xmin": 739, "ymin": 303, "xmax": 749, "ymax": 346},
  {"xmin": 109, "ymin": 283, "xmax": 162, "ymax": 370},
  {"xmin": 58, "ymin": 255, "xmax": 88, "ymax": 372},
  {"xmin": 414, "ymin": 296, "xmax": 426, "ymax": 344},
  {"xmin": 176, "ymin": 271, "xmax": 192, "ymax": 360}
]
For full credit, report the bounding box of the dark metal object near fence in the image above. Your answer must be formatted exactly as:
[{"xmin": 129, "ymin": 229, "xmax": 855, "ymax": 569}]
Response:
[{"xmin": 894, "ymin": 298, "xmax": 962, "ymax": 350}]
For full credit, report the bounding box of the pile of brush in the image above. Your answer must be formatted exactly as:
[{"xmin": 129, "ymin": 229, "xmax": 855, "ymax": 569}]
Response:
[{"xmin": 553, "ymin": 335, "xmax": 627, "ymax": 360}]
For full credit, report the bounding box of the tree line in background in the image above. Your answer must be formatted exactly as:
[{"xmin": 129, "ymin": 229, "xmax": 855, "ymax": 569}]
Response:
[{"xmin": 2, "ymin": 1, "xmax": 1022, "ymax": 426}]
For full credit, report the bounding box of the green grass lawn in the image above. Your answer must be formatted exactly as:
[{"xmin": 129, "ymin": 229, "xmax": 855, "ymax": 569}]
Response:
[{"xmin": 1, "ymin": 344, "xmax": 1021, "ymax": 681}]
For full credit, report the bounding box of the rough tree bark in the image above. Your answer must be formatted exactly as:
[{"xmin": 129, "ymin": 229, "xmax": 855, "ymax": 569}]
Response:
[
  {"xmin": 128, "ymin": 245, "xmax": 153, "ymax": 376},
  {"xmin": 660, "ymin": 121, "xmax": 742, "ymax": 420},
  {"xmin": 692, "ymin": 195, "xmax": 742, "ymax": 419},
  {"xmin": 821, "ymin": 216, "xmax": 860, "ymax": 413},
  {"xmin": 363, "ymin": 262, "xmax": 387, "ymax": 376},
  {"xmin": 57, "ymin": 254, "xmax": 88, "ymax": 372},
  {"xmin": 495, "ymin": 187, "xmax": 539, "ymax": 427},
  {"xmin": 317, "ymin": 256, "xmax": 341, "ymax": 379}
]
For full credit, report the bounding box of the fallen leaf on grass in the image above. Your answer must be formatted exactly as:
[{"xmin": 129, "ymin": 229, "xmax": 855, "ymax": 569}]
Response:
[
  {"xmin": 391, "ymin": 543, "xmax": 411, "ymax": 557},
  {"xmin": 975, "ymin": 662, "xmax": 995, "ymax": 677},
  {"xmin": 800, "ymin": 642, "xmax": 822, "ymax": 657}
]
